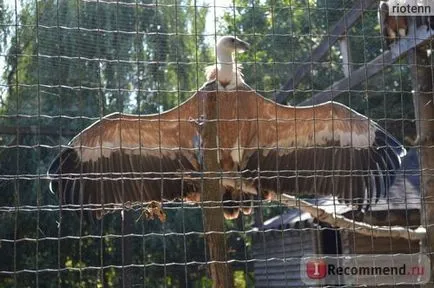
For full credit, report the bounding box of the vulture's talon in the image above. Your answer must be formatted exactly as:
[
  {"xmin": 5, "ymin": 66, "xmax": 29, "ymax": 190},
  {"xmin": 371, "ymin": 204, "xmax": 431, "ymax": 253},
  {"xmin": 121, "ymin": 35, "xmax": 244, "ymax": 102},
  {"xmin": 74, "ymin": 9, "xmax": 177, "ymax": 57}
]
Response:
[
  {"xmin": 188, "ymin": 115, "xmax": 206, "ymax": 128},
  {"xmin": 139, "ymin": 201, "xmax": 167, "ymax": 223}
]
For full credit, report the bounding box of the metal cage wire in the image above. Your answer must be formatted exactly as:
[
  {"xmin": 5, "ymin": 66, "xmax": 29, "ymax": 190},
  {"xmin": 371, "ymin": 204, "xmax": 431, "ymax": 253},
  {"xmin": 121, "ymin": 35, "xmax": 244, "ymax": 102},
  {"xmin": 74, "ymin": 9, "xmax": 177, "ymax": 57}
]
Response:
[{"xmin": 0, "ymin": 0, "xmax": 430, "ymax": 287}]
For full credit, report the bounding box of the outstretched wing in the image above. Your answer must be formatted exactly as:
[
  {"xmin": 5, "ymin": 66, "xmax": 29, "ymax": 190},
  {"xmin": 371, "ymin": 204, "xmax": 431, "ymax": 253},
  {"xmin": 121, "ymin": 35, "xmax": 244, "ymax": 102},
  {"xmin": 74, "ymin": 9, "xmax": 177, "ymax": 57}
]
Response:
[
  {"xmin": 49, "ymin": 88, "xmax": 406, "ymax": 218},
  {"xmin": 48, "ymin": 92, "xmax": 207, "ymax": 216},
  {"xmin": 236, "ymin": 93, "xmax": 405, "ymax": 211}
]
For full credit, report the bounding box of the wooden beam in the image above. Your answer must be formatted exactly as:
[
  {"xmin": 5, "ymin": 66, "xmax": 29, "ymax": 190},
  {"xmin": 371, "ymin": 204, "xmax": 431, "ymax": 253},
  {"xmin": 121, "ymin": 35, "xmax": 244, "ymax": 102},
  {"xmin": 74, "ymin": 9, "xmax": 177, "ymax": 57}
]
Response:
[
  {"xmin": 338, "ymin": 35, "xmax": 353, "ymax": 78},
  {"xmin": 201, "ymin": 92, "xmax": 234, "ymax": 288},
  {"xmin": 274, "ymin": 0, "xmax": 376, "ymax": 104},
  {"xmin": 409, "ymin": 47, "xmax": 434, "ymax": 287},
  {"xmin": 299, "ymin": 25, "xmax": 434, "ymax": 106}
]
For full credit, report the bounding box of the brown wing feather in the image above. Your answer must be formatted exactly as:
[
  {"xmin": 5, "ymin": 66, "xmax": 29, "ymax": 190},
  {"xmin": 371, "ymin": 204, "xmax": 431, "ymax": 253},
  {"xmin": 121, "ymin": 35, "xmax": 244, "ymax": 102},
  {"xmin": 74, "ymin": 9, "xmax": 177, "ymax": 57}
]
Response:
[
  {"xmin": 208, "ymin": 90, "xmax": 404, "ymax": 212},
  {"xmin": 49, "ymin": 91, "xmax": 208, "ymax": 216}
]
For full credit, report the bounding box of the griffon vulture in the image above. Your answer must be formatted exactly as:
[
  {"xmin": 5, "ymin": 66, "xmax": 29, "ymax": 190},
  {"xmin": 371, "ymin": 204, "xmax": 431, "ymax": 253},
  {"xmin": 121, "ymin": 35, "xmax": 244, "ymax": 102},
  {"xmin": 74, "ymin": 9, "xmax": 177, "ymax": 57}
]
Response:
[
  {"xmin": 48, "ymin": 37, "xmax": 406, "ymax": 220},
  {"xmin": 379, "ymin": 1, "xmax": 408, "ymax": 46}
]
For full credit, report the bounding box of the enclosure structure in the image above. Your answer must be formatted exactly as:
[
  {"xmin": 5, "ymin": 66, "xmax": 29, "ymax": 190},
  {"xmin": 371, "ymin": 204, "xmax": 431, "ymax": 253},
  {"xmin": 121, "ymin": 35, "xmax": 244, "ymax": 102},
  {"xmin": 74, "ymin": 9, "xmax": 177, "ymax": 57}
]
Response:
[
  {"xmin": 1, "ymin": 0, "xmax": 434, "ymax": 287},
  {"xmin": 345, "ymin": 149, "xmax": 421, "ymax": 256},
  {"xmin": 252, "ymin": 148, "xmax": 422, "ymax": 287},
  {"xmin": 252, "ymin": 199, "xmax": 344, "ymax": 287},
  {"xmin": 253, "ymin": 207, "xmax": 421, "ymax": 288}
]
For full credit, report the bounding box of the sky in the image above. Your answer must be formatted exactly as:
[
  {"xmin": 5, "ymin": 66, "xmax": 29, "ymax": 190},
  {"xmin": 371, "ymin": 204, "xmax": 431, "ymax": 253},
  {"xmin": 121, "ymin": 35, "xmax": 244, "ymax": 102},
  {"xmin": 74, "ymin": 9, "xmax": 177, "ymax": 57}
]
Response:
[{"xmin": 202, "ymin": 0, "xmax": 235, "ymax": 36}]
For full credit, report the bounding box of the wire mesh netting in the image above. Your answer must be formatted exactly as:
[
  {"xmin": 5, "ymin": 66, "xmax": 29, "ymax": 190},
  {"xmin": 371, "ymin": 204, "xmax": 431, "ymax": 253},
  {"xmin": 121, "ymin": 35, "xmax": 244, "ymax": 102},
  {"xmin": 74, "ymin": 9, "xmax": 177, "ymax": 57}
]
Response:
[{"xmin": 0, "ymin": 0, "xmax": 431, "ymax": 287}]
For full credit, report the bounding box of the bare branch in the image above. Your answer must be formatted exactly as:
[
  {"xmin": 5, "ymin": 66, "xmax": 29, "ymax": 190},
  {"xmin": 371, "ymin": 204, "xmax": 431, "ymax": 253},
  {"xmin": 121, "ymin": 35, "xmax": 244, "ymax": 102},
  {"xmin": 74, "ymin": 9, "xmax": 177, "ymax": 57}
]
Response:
[{"xmin": 272, "ymin": 193, "xmax": 426, "ymax": 241}]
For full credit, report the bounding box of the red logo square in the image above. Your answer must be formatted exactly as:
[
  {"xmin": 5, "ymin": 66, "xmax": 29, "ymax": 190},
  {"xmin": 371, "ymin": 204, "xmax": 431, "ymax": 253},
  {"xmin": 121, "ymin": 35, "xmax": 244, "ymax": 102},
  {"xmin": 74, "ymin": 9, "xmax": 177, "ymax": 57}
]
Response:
[{"xmin": 306, "ymin": 259, "xmax": 327, "ymax": 279}]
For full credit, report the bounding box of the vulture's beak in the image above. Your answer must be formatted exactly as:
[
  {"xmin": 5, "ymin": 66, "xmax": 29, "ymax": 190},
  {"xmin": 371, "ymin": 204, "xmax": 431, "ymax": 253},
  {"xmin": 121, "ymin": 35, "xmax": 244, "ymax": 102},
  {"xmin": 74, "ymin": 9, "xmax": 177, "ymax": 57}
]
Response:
[{"xmin": 235, "ymin": 39, "xmax": 250, "ymax": 52}]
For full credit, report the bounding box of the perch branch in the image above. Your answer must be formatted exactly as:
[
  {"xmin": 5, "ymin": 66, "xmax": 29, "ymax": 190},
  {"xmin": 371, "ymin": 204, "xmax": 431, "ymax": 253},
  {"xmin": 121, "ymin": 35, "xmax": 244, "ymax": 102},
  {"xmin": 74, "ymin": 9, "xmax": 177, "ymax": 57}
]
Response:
[{"xmin": 273, "ymin": 193, "xmax": 426, "ymax": 241}]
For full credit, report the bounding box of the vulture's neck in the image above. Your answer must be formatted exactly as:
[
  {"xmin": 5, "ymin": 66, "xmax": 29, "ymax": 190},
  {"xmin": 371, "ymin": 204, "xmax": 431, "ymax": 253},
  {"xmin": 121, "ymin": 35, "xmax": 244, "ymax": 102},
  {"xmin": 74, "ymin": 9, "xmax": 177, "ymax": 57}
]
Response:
[
  {"xmin": 214, "ymin": 49, "xmax": 245, "ymax": 90},
  {"xmin": 217, "ymin": 50, "xmax": 234, "ymax": 85}
]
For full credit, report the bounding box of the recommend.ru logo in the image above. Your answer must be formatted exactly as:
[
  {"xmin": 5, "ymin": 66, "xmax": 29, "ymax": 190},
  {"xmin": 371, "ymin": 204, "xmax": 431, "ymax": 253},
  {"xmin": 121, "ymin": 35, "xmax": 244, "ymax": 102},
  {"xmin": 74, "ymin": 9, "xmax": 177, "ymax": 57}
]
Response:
[{"xmin": 301, "ymin": 254, "xmax": 430, "ymax": 286}]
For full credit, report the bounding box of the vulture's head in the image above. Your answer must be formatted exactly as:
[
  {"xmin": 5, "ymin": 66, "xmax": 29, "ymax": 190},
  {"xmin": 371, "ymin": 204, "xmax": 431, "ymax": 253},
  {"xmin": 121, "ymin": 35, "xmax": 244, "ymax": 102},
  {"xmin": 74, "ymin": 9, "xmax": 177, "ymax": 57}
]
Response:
[
  {"xmin": 216, "ymin": 36, "xmax": 250, "ymax": 55},
  {"xmin": 204, "ymin": 36, "xmax": 250, "ymax": 88}
]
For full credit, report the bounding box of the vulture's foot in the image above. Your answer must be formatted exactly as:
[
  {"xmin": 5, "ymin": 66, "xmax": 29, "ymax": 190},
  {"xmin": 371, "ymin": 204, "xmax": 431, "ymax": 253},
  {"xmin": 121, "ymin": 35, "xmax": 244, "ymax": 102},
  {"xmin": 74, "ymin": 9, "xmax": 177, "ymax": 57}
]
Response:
[{"xmin": 140, "ymin": 201, "xmax": 167, "ymax": 222}]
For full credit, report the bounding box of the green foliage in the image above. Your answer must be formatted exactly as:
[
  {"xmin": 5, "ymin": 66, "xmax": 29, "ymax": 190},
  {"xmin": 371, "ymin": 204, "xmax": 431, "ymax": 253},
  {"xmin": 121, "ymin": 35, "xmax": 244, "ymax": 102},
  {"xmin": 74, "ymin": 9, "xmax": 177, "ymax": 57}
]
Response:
[
  {"xmin": 0, "ymin": 0, "xmax": 213, "ymax": 286},
  {"xmin": 0, "ymin": 0, "xmax": 9, "ymax": 51},
  {"xmin": 222, "ymin": 0, "xmax": 354, "ymax": 101},
  {"xmin": 0, "ymin": 0, "xmax": 417, "ymax": 286}
]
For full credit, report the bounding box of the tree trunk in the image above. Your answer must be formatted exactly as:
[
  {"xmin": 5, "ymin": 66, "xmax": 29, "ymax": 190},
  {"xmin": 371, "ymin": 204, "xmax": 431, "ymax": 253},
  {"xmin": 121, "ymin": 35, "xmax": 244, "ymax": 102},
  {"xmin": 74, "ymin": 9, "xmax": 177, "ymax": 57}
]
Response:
[
  {"xmin": 409, "ymin": 48, "xmax": 434, "ymax": 286},
  {"xmin": 201, "ymin": 91, "xmax": 234, "ymax": 288}
]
